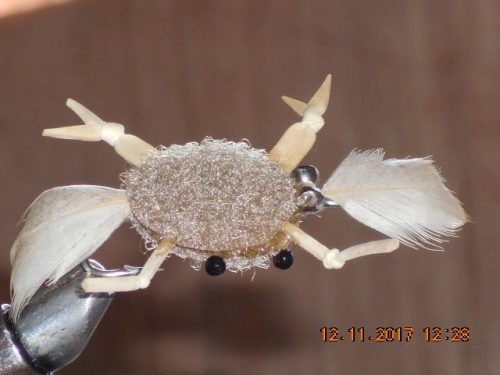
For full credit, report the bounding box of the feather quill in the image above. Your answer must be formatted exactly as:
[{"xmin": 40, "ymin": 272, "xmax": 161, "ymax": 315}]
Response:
[
  {"xmin": 322, "ymin": 149, "xmax": 467, "ymax": 250},
  {"xmin": 10, "ymin": 185, "xmax": 130, "ymax": 322}
]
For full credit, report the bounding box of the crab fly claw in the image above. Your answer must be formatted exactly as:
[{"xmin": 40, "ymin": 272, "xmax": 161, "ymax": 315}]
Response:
[
  {"xmin": 270, "ymin": 74, "xmax": 332, "ymax": 172},
  {"xmin": 42, "ymin": 99, "xmax": 157, "ymax": 166},
  {"xmin": 281, "ymin": 74, "xmax": 332, "ymax": 131}
]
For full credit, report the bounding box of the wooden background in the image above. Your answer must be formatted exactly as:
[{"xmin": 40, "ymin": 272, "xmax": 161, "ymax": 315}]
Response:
[{"xmin": 0, "ymin": 1, "xmax": 498, "ymax": 374}]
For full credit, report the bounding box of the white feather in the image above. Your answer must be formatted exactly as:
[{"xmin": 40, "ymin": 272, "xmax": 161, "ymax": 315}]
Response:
[
  {"xmin": 322, "ymin": 149, "xmax": 468, "ymax": 250},
  {"xmin": 10, "ymin": 185, "xmax": 130, "ymax": 322}
]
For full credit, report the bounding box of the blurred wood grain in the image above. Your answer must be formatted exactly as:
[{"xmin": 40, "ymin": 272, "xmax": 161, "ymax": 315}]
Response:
[{"xmin": 0, "ymin": 0, "xmax": 498, "ymax": 374}]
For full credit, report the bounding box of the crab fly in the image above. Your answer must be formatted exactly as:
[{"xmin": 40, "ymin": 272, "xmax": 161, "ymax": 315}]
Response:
[{"xmin": 9, "ymin": 75, "xmax": 467, "ymax": 322}]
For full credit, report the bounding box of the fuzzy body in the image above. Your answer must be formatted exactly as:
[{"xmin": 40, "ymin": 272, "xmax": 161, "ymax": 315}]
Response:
[{"xmin": 123, "ymin": 138, "xmax": 297, "ymax": 271}]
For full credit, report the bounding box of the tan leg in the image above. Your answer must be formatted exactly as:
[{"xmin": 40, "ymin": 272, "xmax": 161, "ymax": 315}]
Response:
[
  {"xmin": 269, "ymin": 75, "xmax": 332, "ymax": 172},
  {"xmin": 282, "ymin": 223, "xmax": 399, "ymax": 269},
  {"xmin": 81, "ymin": 240, "xmax": 175, "ymax": 293},
  {"xmin": 43, "ymin": 99, "xmax": 157, "ymax": 166}
]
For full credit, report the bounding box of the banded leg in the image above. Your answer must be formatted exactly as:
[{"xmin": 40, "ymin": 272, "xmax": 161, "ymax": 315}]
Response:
[
  {"xmin": 81, "ymin": 240, "xmax": 175, "ymax": 293},
  {"xmin": 269, "ymin": 75, "xmax": 332, "ymax": 172},
  {"xmin": 43, "ymin": 99, "xmax": 157, "ymax": 166},
  {"xmin": 282, "ymin": 223, "xmax": 399, "ymax": 269}
]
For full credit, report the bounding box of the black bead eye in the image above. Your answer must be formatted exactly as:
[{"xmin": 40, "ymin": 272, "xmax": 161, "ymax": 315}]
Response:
[
  {"xmin": 273, "ymin": 249, "xmax": 294, "ymax": 270},
  {"xmin": 205, "ymin": 256, "xmax": 226, "ymax": 276}
]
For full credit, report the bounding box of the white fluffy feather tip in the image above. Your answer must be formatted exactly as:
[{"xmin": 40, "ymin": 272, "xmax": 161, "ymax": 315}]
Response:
[
  {"xmin": 9, "ymin": 185, "xmax": 130, "ymax": 322},
  {"xmin": 322, "ymin": 149, "xmax": 468, "ymax": 250}
]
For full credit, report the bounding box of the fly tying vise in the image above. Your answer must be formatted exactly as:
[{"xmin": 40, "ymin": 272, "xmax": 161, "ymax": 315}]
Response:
[{"xmin": 9, "ymin": 75, "xmax": 468, "ymax": 322}]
